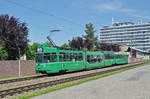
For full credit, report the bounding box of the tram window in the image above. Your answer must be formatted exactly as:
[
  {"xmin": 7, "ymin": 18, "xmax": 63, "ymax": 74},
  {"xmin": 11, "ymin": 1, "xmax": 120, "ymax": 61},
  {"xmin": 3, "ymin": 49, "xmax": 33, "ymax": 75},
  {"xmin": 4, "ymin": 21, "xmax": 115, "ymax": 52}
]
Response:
[
  {"xmin": 118, "ymin": 55, "xmax": 122, "ymax": 59},
  {"xmin": 63, "ymin": 53, "xmax": 67, "ymax": 61},
  {"xmin": 67, "ymin": 53, "xmax": 71, "ymax": 61},
  {"xmin": 104, "ymin": 54, "xmax": 109, "ymax": 59},
  {"xmin": 119, "ymin": 55, "xmax": 121, "ymax": 58},
  {"xmin": 59, "ymin": 52, "xmax": 72, "ymax": 62},
  {"xmin": 36, "ymin": 54, "xmax": 43, "ymax": 63},
  {"xmin": 90, "ymin": 55, "xmax": 93, "ymax": 63},
  {"xmin": 44, "ymin": 53, "xmax": 50, "ymax": 63},
  {"xmin": 70, "ymin": 53, "xmax": 73, "ymax": 60},
  {"xmin": 97, "ymin": 55, "xmax": 102, "ymax": 62},
  {"xmin": 122, "ymin": 55, "xmax": 127, "ymax": 59},
  {"xmin": 111, "ymin": 54, "xmax": 114, "ymax": 59},
  {"xmin": 65, "ymin": 53, "xmax": 70, "ymax": 61},
  {"xmin": 111, "ymin": 55, "xmax": 114, "ymax": 59},
  {"xmin": 43, "ymin": 53, "xmax": 57, "ymax": 63},
  {"xmin": 59, "ymin": 53, "xmax": 62, "ymax": 62},
  {"xmin": 76, "ymin": 53, "xmax": 79, "ymax": 61},
  {"xmin": 87, "ymin": 55, "xmax": 90, "ymax": 63},
  {"xmin": 87, "ymin": 55, "xmax": 102, "ymax": 64},
  {"xmin": 73, "ymin": 53, "xmax": 77, "ymax": 61},
  {"xmin": 59, "ymin": 53, "xmax": 65, "ymax": 62},
  {"xmin": 75, "ymin": 53, "xmax": 81, "ymax": 61},
  {"xmin": 93, "ymin": 55, "xmax": 97, "ymax": 63},
  {"xmin": 69, "ymin": 53, "xmax": 72, "ymax": 61},
  {"xmin": 104, "ymin": 54, "xmax": 107, "ymax": 59},
  {"xmin": 59, "ymin": 52, "xmax": 83, "ymax": 62},
  {"xmin": 52, "ymin": 53, "xmax": 57, "ymax": 62},
  {"xmin": 105, "ymin": 54, "xmax": 113, "ymax": 59},
  {"xmin": 78, "ymin": 53, "xmax": 83, "ymax": 61}
]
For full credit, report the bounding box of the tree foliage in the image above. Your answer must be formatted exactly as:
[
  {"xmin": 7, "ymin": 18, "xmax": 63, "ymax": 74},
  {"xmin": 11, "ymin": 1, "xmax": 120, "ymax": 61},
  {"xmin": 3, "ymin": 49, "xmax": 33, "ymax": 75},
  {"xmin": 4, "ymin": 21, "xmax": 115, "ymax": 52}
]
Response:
[
  {"xmin": 0, "ymin": 44, "xmax": 8, "ymax": 60},
  {"xmin": 83, "ymin": 22, "xmax": 99, "ymax": 50},
  {"xmin": 100, "ymin": 43, "xmax": 121, "ymax": 52},
  {"xmin": 69, "ymin": 37, "xmax": 93, "ymax": 50},
  {"xmin": 0, "ymin": 14, "xmax": 29, "ymax": 60},
  {"xmin": 61, "ymin": 43, "xmax": 69, "ymax": 48},
  {"xmin": 44, "ymin": 41, "xmax": 51, "ymax": 47},
  {"xmin": 26, "ymin": 43, "xmax": 40, "ymax": 60}
]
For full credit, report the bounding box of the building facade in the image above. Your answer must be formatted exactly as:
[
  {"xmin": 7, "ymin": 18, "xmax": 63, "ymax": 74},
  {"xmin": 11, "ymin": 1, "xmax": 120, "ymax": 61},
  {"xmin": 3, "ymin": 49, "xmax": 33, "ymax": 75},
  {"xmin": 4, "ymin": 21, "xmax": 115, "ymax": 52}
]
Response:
[{"xmin": 100, "ymin": 19, "xmax": 150, "ymax": 52}]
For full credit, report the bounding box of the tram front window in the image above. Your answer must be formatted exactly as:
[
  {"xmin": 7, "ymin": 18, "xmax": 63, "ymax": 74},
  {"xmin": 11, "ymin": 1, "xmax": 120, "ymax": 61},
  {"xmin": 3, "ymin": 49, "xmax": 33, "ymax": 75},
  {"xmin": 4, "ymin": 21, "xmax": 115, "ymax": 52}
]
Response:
[{"xmin": 36, "ymin": 54, "xmax": 43, "ymax": 63}]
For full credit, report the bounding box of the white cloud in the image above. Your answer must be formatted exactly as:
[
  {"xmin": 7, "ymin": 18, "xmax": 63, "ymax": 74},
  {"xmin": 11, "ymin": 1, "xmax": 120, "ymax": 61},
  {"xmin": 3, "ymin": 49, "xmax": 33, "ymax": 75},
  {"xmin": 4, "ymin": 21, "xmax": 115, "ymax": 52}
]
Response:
[
  {"xmin": 95, "ymin": 1, "xmax": 122, "ymax": 11},
  {"xmin": 93, "ymin": 0, "xmax": 150, "ymax": 19},
  {"xmin": 94, "ymin": 0, "xmax": 132, "ymax": 13}
]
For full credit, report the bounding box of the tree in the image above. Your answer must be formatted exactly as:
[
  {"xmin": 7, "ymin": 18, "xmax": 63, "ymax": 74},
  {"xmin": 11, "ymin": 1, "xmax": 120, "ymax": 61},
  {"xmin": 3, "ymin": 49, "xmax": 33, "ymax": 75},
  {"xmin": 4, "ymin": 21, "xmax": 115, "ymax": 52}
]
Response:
[
  {"xmin": 82, "ymin": 23, "xmax": 99, "ymax": 50},
  {"xmin": 26, "ymin": 43, "xmax": 40, "ymax": 60},
  {"xmin": 61, "ymin": 43, "xmax": 69, "ymax": 48},
  {"xmin": 0, "ymin": 14, "xmax": 29, "ymax": 60},
  {"xmin": 44, "ymin": 41, "xmax": 51, "ymax": 47},
  {"xmin": 69, "ymin": 37, "xmax": 93, "ymax": 50},
  {"xmin": 0, "ymin": 44, "xmax": 8, "ymax": 60},
  {"xmin": 100, "ymin": 43, "xmax": 121, "ymax": 52}
]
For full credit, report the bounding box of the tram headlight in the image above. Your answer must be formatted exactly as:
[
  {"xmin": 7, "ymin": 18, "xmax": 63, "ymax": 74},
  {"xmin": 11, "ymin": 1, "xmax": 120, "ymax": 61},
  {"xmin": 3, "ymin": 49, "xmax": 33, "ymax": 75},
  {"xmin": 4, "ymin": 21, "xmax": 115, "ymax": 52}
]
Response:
[{"xmin": 37, "ymin": 48, "xmax": 43, "ymax": 52}]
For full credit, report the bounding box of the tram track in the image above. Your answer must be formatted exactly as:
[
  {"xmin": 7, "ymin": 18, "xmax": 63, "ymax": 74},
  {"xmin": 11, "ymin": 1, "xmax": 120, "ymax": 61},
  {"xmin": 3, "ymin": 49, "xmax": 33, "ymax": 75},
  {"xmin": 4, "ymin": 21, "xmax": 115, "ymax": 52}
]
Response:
[
  {"xmin": 0, "ymin": 61, "xmax": 143, "ymax": 85},
  {"xmin": 0, "ymin": 61, "xmax": 147, "ymax": 98}
]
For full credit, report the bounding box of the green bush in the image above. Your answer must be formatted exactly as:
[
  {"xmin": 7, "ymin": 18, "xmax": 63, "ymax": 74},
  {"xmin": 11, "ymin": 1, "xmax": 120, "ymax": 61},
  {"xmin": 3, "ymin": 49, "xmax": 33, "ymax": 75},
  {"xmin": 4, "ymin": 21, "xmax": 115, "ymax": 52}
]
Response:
[{"xmin": 0, "ymin": 44, "xmax": 8, "ymax": 60}]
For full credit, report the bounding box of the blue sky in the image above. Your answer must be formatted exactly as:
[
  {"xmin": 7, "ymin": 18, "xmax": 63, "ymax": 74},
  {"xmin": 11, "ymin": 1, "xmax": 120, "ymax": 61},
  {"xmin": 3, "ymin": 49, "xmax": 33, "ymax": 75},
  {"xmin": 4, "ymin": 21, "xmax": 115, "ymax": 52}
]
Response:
[{"xmin": 0, "ymin": 0, "xmax": 150, "ymax": 46}]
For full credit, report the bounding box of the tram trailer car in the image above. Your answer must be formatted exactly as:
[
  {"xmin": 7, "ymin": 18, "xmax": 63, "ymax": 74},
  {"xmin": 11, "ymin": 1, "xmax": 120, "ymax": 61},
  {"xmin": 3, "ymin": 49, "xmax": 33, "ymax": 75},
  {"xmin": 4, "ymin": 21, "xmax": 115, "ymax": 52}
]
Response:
[
  {"xmin": 115, "ymin": 53, "xmax": 129, "ymax": 64},
  {"xmin": 35, "ymin": 44, "xmax": 128, "ymax": 74},
  {"xmin": 102, "ymin": 51, "xmax": 116, "ymax": 67}
]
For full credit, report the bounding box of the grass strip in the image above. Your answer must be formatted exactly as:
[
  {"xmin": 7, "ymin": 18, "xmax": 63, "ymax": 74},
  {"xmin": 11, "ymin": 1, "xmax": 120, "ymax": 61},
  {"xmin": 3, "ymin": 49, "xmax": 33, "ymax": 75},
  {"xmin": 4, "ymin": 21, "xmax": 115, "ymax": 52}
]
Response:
[{"xmin": 15, "ymin": 62, "xmax": 150, "ymax": 99}]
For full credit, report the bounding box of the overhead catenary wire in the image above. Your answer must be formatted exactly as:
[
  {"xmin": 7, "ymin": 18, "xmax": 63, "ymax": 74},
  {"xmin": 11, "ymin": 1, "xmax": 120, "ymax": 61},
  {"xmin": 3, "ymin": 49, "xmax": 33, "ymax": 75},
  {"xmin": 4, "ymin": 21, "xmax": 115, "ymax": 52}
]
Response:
[{"xmin": 2, "ymin": 0, "xmax": 83, "ymax": 27}]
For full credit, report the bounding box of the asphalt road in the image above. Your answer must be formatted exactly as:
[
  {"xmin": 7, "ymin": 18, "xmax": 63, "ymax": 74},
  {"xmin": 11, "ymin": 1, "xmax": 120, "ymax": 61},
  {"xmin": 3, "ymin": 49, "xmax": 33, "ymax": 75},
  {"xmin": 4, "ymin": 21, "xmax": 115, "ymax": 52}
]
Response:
[{"xmin": 32, "ymin": 64, "xmax": 150, "ymax": 99}]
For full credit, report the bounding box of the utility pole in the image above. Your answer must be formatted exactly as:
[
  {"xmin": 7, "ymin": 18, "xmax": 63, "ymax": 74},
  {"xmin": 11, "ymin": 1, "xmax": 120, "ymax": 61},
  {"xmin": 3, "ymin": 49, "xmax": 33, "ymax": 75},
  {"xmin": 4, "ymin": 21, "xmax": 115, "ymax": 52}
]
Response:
[
  {"xmin": 18, "ymin": 47, "xmax": 21, "ymax": 77},
  {"xmin": 130, "ymin": 39, "xmax": 132, "ymax": 58},
  {"xmin": 16, "ymin": 40, "xmax": 21, "ymax": 77}
]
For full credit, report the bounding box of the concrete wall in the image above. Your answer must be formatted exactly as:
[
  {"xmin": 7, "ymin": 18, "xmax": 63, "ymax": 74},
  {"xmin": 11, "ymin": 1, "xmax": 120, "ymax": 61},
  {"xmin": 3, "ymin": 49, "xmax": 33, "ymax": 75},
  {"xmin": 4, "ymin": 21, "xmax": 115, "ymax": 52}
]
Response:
[{"xmin": 0, "ymin": 60, "xmax": 35, "ymax": 78}]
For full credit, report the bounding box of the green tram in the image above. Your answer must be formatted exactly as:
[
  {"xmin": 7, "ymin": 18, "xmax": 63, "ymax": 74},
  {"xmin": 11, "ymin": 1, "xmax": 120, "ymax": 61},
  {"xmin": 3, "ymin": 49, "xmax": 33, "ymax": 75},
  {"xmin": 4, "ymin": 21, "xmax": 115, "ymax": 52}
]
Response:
[{"xmin": 35, "ymin": 44, "xmax": 129, "ymax": 74}]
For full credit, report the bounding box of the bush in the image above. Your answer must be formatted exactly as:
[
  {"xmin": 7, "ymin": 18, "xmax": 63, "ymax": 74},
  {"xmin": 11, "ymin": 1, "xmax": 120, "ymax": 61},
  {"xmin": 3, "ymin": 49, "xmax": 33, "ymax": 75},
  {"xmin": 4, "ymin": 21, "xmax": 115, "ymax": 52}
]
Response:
[{"xmin": 0, "ymin": 44, "xmax": 8, "ymax": 60}]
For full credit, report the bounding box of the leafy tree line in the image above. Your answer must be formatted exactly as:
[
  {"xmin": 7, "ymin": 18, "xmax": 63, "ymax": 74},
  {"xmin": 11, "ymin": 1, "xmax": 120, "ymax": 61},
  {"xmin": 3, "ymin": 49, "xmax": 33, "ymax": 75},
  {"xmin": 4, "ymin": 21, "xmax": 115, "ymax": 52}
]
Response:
[
  {"xmin": 68, "ymin": 23, "xmax": 98, "ymax": 51},
  {"xmin": 0, "ymin": 14, "xmax": 120, "ymax": 60},
  {"xmin": 68, "ymin": 22, "xmax": 119, "ymax": 51}
]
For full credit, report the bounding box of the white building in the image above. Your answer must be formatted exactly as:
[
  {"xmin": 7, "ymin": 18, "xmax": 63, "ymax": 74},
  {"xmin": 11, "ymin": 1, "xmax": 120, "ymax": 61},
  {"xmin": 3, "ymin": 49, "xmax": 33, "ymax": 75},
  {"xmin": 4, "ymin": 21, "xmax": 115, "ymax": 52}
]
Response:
[
  {"xmin": 100, "ymin": 19, "xmax": 150, "ymax": 58},
  {"xmin": 100, "ymin": 19, "xmax": 150, "ymax": 52}
]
